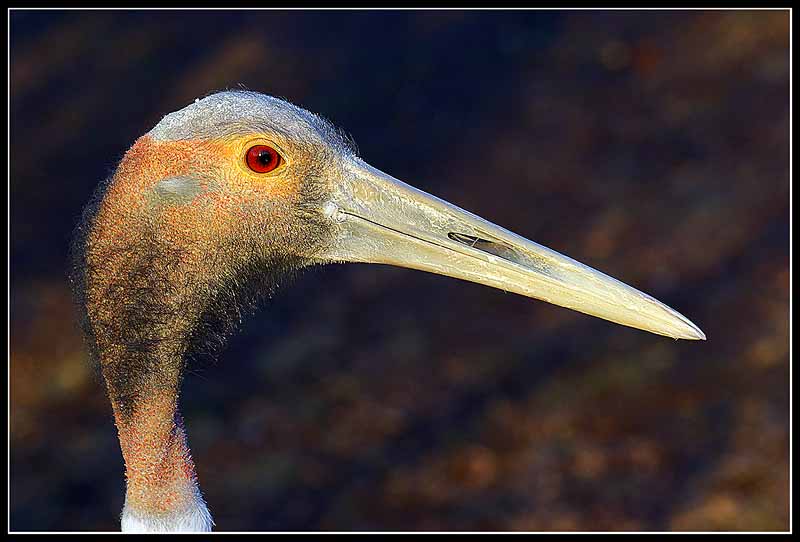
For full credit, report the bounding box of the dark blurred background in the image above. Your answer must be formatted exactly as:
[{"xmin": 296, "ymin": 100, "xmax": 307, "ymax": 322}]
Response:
[{"xmin": 10, "ymin": 9, "xmax": 789, "ymax": 532}]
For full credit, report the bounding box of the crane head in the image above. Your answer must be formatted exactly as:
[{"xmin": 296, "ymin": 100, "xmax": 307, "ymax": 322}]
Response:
[
  {"xmin": 73, "ymin": 89, "xmax": 704, "ymax": 532},
  {"xmin": 80, "ymin": 90, "xmax": 704, "ymax": 374}
]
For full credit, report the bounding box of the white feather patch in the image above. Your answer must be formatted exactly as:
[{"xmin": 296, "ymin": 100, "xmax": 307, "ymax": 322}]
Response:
[{"xmin": 120, "ymin": 496, "xmax": 214, "ymax": 533}]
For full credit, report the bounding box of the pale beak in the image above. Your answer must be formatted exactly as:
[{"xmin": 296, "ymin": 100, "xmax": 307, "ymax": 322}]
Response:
[{"xmin": 320, "ymin": 158, "xmax": 705, "ymax": 341}]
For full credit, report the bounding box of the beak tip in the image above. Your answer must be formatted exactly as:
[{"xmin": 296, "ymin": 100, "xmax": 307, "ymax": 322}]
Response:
[
  {"xmin": 677, "ymin": 320, "xmax": 706, "ymax": 341},
  {"xmin": 654, "ymin": 302, "xmax": 705, "ymax": 341}
]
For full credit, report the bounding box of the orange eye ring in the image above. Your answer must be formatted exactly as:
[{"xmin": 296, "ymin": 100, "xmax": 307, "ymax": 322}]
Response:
[{"xmin": 245, "ymin": 145, "xmax": 282, "ymax": 173}]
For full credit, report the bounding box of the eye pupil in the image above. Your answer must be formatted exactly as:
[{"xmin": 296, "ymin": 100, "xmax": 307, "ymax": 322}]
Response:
[
  {"xmin": 257, "ymin": 151, "xmax": 272, "ymax": 165},
  {"xmin": 246, "ymin": 145, "xmax": 282, "ymax": 173}
]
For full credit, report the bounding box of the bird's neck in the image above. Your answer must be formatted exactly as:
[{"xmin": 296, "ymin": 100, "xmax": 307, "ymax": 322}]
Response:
[
  {"xmin": 83, "ymin": 250, "xmax": 215, "ymax": 530},
  {"xmin": 108, "ymin": 359, "xmax": 213, "ymax": 532},
  {"xmin": 82, "ymin": 230, "xmax": 217, "ymax": 531}
]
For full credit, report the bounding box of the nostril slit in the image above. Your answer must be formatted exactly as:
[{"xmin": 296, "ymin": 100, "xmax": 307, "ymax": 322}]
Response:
[
  {"xmin": 448, "ymin": 231, "xmax": 525, "ymax": 264},
  {"xmin": 448, "ymin": 232, "xmax": 484, "ymax": 246}
]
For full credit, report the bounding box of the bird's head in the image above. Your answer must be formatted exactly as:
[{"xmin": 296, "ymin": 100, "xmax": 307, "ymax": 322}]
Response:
[
  {"xmin": 71, "ymin": 90, "xmax": 704, "ymax": 533},
  {"xmin": 75, "ymin": 90, "xmax": 703, "ymax": 384},
  {"xmin": 88, "ymin": 92, "xmax": 352, "ymax": 279}
]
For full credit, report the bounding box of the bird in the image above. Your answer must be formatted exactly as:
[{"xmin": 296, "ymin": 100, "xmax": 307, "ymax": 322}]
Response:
[{"xmin": 70, "ymin": 90, "xmax": 705, "ymax": 532}]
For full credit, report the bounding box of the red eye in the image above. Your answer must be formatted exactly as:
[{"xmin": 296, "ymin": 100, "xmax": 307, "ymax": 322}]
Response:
[{"xmin": 245, "ymin": 145, "xmax": 282, "ymax": 173}]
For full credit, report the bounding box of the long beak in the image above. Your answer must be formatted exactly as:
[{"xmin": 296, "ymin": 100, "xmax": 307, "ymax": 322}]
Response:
[{"xmin": 320, "ymin": 158, "xmax": 705, "ymax": 340}]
